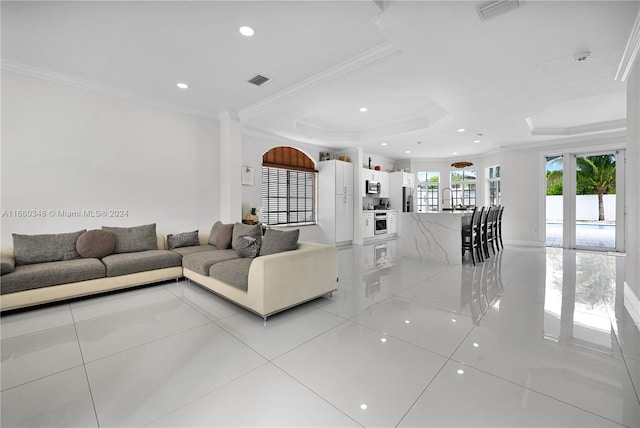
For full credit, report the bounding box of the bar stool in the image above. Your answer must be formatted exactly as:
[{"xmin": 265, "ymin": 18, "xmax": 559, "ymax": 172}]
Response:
[
  {"xmin": 461, "ymin": 206, "xmax": 482, "ymax": 265},
  {"xmin": 496, "ymin": 206, "xmax": 505, "ymax": 250}
]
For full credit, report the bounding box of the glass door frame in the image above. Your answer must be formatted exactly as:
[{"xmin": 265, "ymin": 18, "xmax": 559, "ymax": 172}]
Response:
[{"xmin": 543, "ymin": 149, "xmax": 625, "ymax": 252}]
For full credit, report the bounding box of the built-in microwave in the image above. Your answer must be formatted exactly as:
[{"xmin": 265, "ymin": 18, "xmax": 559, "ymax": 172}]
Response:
[{"xmin": 366, "ymin": 180, "xmax": 381, "ymax": 194}]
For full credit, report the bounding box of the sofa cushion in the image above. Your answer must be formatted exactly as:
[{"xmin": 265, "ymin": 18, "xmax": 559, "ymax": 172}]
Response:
[
  {"xmin": 259, "ymin": 229, "xmax": 300, "ymax": 256},
  {"xmin": 12, "ymin": 230, "xmax": 86, "ymax": 265},
  {"xmin": 235, "ymin": 236, "xmax": 261, "ymax": 258},
  {"xmin": 76, "ymin": 230, "xmax": 116, "ymax": 258},
  {"xmin": 208, "ymin": 221, "xmax": 234, "ymax": 247},
  {"xmin": 182, "ymin": 249, "xmax": 240, "ymax": 276},
  {"xmin": 232, "ymin": 222, "xmax": 262, "ymax": 250},
  {"xmin": 1, "ymin": 256, "xmax": 16, "ymax": 275},
  {"xmin": 209, "ymin": 258, "xmax": 253, "ymax": 292},
  {"xmin": 167, "ymin": 230, "xmax": 199, "ymax": 250},
  {"xmin": 102, "ymin": 223, "xmax": 157, "ymax": 254},
  {"xmin": 0, "ymin": 258, "xmax": 106, "ymax": 294},
  {"xmin": 101, "ymin": 250, "xmax": 182, "ymax": 277},
  {"xmin": 170, "ymin": 244, "xmax": 218, "ymax": 257}
]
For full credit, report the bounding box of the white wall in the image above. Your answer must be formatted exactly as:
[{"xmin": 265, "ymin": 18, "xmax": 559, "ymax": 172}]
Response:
[
  {"xmin": 1, "ymin": 71, "xmax": 220, "ymax": 245},
  {"xmin": 625, "ymin": 56, "xmax": 640, "ymax": 311}
]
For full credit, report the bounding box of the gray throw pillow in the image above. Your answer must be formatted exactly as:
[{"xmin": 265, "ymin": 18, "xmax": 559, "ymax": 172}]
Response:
[
  {"xmin": 102, "ymin": 223, "xmax": 157, "ymax": 253},
  {"xmin": 12, "ymin": 230, "xmax": 86, "ymax": 265},
  {"xmin": 260, "ymin": 228, "xmax": 300, "ymax": 256},
  {"xmin": 232, "ymin": 222, "xmax": 262, "ymax": 250},
  {"xmin": 167, "ymin": 230, "xmax": 199, "ymax": 250},
  {"xmin": 76, "ymin": 230, "xmax": 116, "ymax": 258},
  {"xmin": 235, "ymin": 236, "xmax": 261, "ymax": 258},
  {"xmin": 208, "ymin": 221, "xmax": 234, "ymax": 246},
  {"xmin": 215, "ymin": 224, "xmax": 233, "ymax": 249}
]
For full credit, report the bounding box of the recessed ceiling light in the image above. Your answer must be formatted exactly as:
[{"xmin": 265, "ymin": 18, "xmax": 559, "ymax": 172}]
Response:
[
  {"xmin": 176, "ymin": 82, "xmax": 189, "ymax": 89},
  {"xmin": 457, "ymin": 369, "xmax": 465, "ymax": 375},
  {"xmin": 473, "ymin": 140, "xmax": 481, "ymax": 143},
  {"xmin": 457, "ymin": 128, "xmax": 466, "ymax": 132},
  {"xmin": 381, "ymin": 142, "xmax": 388, "ymax": 146},
  {"xmin": 239, "ymin": 26, "xmax": 255, "ymax": 37},
  {"xmin": 452, "ymin": 152, "xmax": 458, "ymax": 155},
  {"xmin": 360, "ymin": 404, "xmax": 368, "ymax": 410},
  {"xmin": 359, "ymin": 107, "xmax": 368, "ymax": 112},
  {"xmin": 405, "ymin": 150, "xmax": 411, "ymax": 154}
]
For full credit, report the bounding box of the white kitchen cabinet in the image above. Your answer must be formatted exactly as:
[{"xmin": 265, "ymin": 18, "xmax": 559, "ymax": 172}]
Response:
[
  {"xmin": 336, "ymin": 161, "xmax": 353, "ymax": 195},
  {"xmin": 362, "ymin": 212, "xmax": 375, "ymax": 238},
  {"xmin": 336, "ymin": 194, "xmax": 354, "ymax": 242},
  {"xmin": 387, "ymin": 211, "xmax": 398, "ymax": 234},
  {"xmin": 318, "ymin": 160, "xmax": 354, "ymax": 244},
  {"xmin": 378, "ymin": 172, "xmax": 390, "ymax": 198}
]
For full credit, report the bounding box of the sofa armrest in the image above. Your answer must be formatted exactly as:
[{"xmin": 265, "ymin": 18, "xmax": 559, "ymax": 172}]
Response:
[
  {"xmin": 246, "ymin": 242, "xmax": 337, "ymax": 316},
  {"xmin": 1, "ymin": 250, "xmax": 15, "ymax": 275}
]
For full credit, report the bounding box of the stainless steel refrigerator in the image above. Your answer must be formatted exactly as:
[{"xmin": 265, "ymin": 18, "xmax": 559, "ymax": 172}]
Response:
[{"xmin": 402, "ymin": 186, "xmax": 414, "ymax": 212}]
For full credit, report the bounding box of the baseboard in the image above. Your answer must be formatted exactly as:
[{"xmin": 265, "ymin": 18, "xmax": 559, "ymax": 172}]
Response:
[
  {"xmin": 624, "ymin": 282, "xmax": 640, "ymax": 325},
  {"xmin": 504, "ymin": 239, "xmax": 545, "ymax": 247}
]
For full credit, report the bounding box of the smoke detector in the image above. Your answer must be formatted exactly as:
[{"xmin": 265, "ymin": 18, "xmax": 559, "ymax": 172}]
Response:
[{"xmin": 574, "ymin": 51, "xmax": 591, "ymax": 63}]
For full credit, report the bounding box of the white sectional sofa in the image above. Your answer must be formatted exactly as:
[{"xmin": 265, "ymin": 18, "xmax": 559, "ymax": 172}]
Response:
[{"xmin": 0, "ymin": 222, "xmax": 338, "ymax": 319}]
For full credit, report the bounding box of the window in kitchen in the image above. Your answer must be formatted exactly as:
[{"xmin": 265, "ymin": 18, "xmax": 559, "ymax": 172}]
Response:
[
  {"xmin": 417, "ymin": 171, "xmax": 440, "ymax": 212},
  {"xmin": 450, "ymin": 169, "xmax": 476, "ymax": 207},
  {"xmin": 488, "ymin": 165, "xmax": 501, "ymax": 206},
  {"xmin": 261, "ymin": 146, "xmax": 317, "ymax": 226}
]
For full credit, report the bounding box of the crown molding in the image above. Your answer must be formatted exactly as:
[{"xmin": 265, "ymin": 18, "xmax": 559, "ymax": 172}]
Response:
[
  {"xmin": 615, "ymin": 9, "xmax": 640, "ymax": 82},
  {"xmin": 1, "ymin": 60, "xmax": 217, "ymax": 120},
  {"xmin": 218, "ymin": 109, "xmax": 240, "ymax": 121},
  {"xmin": 527, "ymin": 119, "xmax": 626, "ymax": 136},
  {"xmin": 237, "ymin": 41, "xmax": 402, "ymax": 121},
  {"xmin": 499, "ymin": 129, "xmax": 627, "ymax": 153}
]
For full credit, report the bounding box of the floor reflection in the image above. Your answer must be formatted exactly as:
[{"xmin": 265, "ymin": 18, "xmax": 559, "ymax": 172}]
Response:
[
  {"xmin": 461, "ymin": 251, "xmax": 504, "ymax": 323},
  {"xmin": 544, "ymin": 248, "xmax": 621, "ymax": 353}
]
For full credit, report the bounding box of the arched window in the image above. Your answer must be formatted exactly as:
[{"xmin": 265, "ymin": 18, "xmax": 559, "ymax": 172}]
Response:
[{"xmin": 261, "ymin": 146, "xmax": 317, "ymax": 226}]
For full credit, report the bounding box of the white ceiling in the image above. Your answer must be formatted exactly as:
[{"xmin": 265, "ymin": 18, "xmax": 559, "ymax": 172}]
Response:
[{"xmin": 2, "ymin": 1, "xmax": 638, "ymax": 160}]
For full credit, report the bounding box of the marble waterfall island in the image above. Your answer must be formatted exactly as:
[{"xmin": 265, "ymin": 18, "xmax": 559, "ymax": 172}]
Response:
[{"xmin": 400, "ymin": 211, "xmax": 472, "ymax": 265}]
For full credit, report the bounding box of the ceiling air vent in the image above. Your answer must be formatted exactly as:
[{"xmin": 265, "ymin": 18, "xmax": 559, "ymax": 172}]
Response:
[
  {"xmin": 248, "ymin": 74, "xmax": 272, "ymax": 86},
  {"xmin": 476, "ymin": 0, "xmax": 522, "ymax": 22}
]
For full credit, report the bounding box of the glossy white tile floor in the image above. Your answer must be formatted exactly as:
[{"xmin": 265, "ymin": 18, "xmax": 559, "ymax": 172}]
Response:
[{"xmin": 2, "ymin": 241, "xmax": 639, "ymax": 427}]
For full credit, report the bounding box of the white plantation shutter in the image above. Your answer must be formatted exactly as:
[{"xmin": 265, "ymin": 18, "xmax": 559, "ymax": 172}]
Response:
[{"xmin": 261, "ymin": 166, "xmax": 316, "ymax": 226}]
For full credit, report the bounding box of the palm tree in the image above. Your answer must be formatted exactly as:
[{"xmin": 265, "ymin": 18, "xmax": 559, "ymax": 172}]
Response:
[{"xmin": 576, "ymin": 155, "xmax": 616, "ymax": 221}]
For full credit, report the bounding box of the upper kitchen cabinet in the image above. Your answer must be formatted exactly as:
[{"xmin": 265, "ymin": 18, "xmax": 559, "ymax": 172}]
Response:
[{"xmin": 337, "ymin": 161, "xmax": 353, "ymax": 195}]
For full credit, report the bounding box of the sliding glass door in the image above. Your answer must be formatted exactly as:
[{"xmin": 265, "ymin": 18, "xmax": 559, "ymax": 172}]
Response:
[{"xmin": 545, "ymin": 150, "xmax": 625, "ymax": 252}]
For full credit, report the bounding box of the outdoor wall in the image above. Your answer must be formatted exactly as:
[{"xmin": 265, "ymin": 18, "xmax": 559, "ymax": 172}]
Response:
[
  {"xmin": 546, "ymin": 195, "xmax": 617, "ymax": 222},
  {"xmin": 0, "ymin": 71, "xmax": 220, "ymax": 245}
]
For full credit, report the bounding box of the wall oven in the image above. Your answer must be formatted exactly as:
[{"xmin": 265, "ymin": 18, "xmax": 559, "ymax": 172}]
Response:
[{"xmin": 374, "ymin": 212, "xmax": 387, "ymax": 235}]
